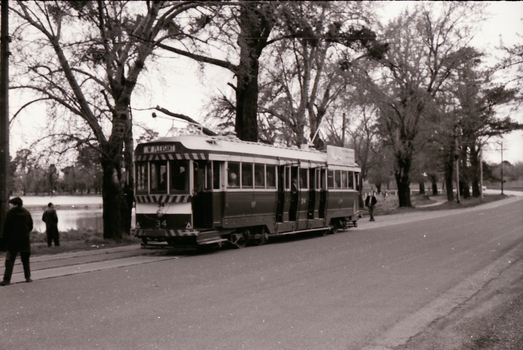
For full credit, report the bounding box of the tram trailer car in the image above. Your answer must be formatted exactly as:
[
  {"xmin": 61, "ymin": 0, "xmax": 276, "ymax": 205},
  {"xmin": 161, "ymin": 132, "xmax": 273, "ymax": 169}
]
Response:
[{"xmin": 133, "ymin": 134, "xmax": 361, "ymax": 248}]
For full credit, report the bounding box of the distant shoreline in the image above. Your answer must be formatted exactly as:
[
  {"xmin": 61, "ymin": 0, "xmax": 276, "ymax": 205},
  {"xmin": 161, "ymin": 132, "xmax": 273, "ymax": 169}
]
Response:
[{"xmin": 10, "ymin": 195, "xmax": 103, "ymax": 208}]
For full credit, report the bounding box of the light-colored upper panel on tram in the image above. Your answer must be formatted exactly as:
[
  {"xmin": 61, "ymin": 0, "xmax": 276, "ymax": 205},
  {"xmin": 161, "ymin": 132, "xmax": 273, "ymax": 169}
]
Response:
[{"xmin": 143, "ymin": 134, "xmax": 359, "ymax": 168}]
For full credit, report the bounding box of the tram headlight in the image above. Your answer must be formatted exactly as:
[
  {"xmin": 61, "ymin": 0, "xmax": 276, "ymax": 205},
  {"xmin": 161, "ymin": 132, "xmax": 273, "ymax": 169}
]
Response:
[{"xmin": 156, "ymin": 209, "xmax": 164, "ymax": 218}]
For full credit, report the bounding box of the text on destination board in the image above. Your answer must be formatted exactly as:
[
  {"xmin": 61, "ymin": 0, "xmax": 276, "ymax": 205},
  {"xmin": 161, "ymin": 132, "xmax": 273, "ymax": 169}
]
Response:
[{"xmin": 144, "ymin": 144, "xmax": 175, "ymax": 153}]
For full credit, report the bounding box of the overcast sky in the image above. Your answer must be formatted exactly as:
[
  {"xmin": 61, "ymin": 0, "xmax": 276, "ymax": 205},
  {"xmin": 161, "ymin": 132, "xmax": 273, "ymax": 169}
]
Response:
[{"xmin": 9, "ymin": 1, "xmax": 523, "ymax": 164}]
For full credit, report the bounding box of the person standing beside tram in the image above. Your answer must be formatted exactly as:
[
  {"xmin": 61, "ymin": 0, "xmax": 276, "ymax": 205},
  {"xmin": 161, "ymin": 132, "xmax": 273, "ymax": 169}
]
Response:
[{"xmin": 365, "ymin": 191, "xmax": 378, "ymax": 222}]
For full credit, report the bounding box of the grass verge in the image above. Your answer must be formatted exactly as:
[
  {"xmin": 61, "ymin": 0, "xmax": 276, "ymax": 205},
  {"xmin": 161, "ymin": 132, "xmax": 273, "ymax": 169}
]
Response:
[{"xmin": 30, "ymin": 229, "xmax": 140, "ymax": 256}]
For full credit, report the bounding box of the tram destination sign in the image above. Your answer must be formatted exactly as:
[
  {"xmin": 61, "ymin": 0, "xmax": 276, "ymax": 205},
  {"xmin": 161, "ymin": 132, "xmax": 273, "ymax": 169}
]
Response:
[
  {"xmin": 144, "ymin": 144, "xmax": 176, "ymax": 153},
  {"xmin": 326, "ymin": 145, "xmax": 355, "ymax": 166}
]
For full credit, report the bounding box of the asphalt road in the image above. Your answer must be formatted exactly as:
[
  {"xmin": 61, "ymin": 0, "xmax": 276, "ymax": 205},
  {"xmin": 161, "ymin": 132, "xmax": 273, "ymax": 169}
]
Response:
[{"xmin": 1, "ymin": 195, "xmax": 522, "ymax": 350}]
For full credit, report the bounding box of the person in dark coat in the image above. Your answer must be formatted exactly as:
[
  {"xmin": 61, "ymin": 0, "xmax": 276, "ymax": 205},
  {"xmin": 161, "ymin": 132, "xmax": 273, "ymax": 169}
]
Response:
[
  {"xmin": 1, "ymin": 197, "xmax": 34, "ymax": 286},
  {"xmin": 365, "ymin": 191, "xmax": 378, "ymax": 222},
  {"xmin": 42, "ymin": 202, "xmax": 59, "ymax": 247}
]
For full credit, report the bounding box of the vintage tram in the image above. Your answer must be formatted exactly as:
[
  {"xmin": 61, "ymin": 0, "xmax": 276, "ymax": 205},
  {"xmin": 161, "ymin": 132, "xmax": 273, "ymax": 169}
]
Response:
[{"xmin": 133, "ymin": 133, "xmax": 361, "ymax": 248}]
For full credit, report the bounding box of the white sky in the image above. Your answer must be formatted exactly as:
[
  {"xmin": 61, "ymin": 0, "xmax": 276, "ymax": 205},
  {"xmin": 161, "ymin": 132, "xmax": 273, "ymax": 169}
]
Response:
[{"xmin": 9, "ymin": 1, "xmax": 523, "ymax": 165}]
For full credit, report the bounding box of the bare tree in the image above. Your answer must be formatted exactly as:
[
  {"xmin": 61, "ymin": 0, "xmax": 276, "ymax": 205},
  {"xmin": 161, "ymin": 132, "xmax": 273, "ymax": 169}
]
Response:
[
  {"xmin": 157, "ymin": 1, "xmax": 280, "ymax": 142},
  {"xmin": 260, "ymin": 1, "xmax": 387, "ymax": 147},
  {"xmin": 11, "ymin": 1, "xmax": 202, "ymax": 239}
]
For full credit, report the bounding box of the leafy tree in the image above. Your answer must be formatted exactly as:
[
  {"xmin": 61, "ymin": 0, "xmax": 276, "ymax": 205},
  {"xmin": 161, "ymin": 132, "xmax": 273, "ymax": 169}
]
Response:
[
  {"xmin": 445, "ymin": 49, "xmax": 522, "ymax": 198},
  {"xmin": 11, "ymin": 1, "xmax": 203, "ymax": 239},
  {"xmin": 373, "ymin": 2, "xmax": 486, "ymax": 207}
]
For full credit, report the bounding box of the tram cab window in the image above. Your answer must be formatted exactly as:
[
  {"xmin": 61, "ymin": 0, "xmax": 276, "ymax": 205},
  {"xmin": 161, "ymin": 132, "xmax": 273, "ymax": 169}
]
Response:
[
  {"xmin": 136, "ymin": 163, "xmax": 148, "ymax": 193},
  {"xmin": 193, "ymin": 161, "xmax": 205, "ymax": 193},
  {"xmin": 170, "ymin": 161, "xmax": 188, "ymax": 192},
  {"xmin": 242, "ymin": 163, "xmax": 253, "ymax": 188},
  {"xmin": 228, "ymin": 162, "xmax": 240, "ymax": 188},
  {"xmin": 328, "ymin": 170, "xmax": 334, "ymax": 189},
  {"xmin": 151, "ymin": 161, "xmax": 168, "ymax": 192},
  {"xmin": 349, "ymin": 171, "xmax": 354, "ymax": 189}
]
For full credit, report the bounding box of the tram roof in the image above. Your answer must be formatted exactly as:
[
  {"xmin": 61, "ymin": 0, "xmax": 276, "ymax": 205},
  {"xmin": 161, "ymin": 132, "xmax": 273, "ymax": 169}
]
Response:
[{"xmin": 137, "ymin": 134, "xmax": 359, "ymax": 167}]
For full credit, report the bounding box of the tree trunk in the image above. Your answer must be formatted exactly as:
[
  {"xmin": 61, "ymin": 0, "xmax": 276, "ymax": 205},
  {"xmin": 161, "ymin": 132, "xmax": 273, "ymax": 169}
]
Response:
[
  {"xmin": 101, "ymin": 157, "xmax": 124, "ymax": 241},
  {"xmin": 432, "ymin": 181, "xmax": 438, "ymax": 196},
  {"xmin": 394, "ymin": 152, "xmax": 412, "ymax": 207},
  {"xmin": 444, "ymin": 156, "xmax": 455, "ymax": 202},
  {"xmin": 470, "ymin": 148, "xmax": 481, "ymax": 197},
  {"xmin": 235, "ymin": 67, "xmax": 259, "ymax": 142},
  {"xmin": 100, "ymin": 108, "xmax": 131, "ymax": 240},
  {"xmin": 419, "ymin": 181, "xmax": 425, "ymax": 195}
]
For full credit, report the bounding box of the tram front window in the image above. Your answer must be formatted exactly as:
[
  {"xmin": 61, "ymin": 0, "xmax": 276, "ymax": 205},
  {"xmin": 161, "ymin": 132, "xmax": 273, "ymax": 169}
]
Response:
[
  {"xmin": 171, "ymin": 161, "xmax": 189, "ymax": 192},
  {"xmin": 151, "ymin": 161, "xmax": 167, "ymax": 193}
]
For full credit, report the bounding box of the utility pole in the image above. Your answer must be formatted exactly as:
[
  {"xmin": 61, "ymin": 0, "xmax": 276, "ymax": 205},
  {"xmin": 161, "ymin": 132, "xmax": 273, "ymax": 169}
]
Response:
[
  {"xmin": 500, "ymin": 142, "xmax": 504, "ymax": 195},
  {"xmin": 455, "ymin": 154, "xmax": 460, "ymax": 204},
  {"xmin": 0, "ymin": 0, "xmax": 10, "ymax": 236},
  {"xmin": 479, "ymin": 150, "xmax": 484, "ymax": 200}
]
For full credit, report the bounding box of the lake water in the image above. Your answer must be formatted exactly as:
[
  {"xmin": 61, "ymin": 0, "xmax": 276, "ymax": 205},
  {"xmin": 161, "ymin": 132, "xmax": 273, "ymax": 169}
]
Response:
[{"xmin": 16, "ymin": 196, "xmax": 134, "ymax": 233}]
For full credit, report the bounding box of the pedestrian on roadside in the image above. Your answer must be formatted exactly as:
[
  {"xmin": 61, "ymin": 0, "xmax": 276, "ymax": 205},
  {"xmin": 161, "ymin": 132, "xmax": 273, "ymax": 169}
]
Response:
[
  {"xmin": 365, "ymin": 191, "xmax": 378, "ymax": 222},
  {"xmin": 42, "ymin": 202, "xmax": 60, "ymax": 247},
  {"xmin": 1, "ymin": 197, "xmax": 34, "ymax": 286},
  {"xmin": 122, "ymin": 183, "xmax": 135, "ymax": 235}
]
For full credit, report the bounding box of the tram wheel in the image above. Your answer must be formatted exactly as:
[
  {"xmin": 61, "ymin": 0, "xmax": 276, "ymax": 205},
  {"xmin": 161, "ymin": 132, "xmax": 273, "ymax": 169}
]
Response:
[
  {"xmin": 253, "ymin": 230, "xmax": 268, "ymax": 246},
  {"xmin": 231, "ymin": 232, "xmax": 248, "ymax": 249}
]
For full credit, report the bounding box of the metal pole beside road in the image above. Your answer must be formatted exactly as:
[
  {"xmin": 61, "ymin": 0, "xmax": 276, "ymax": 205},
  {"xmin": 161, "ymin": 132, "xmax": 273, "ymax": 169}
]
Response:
[{"xmin": 0, "ymin": 0, "xmax": 10, "ymax": 236}]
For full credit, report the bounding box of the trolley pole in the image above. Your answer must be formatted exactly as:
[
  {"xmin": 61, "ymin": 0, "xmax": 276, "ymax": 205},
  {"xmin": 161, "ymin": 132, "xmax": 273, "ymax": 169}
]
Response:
[{"xmin": 0, "ymin": 0, "xmax": 10, "ymax": 236}]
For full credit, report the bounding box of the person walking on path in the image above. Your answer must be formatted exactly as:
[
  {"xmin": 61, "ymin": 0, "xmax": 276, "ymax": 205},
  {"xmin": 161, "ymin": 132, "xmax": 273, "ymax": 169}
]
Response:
[
  {"xmin": 42, "ymin": 202, "xmax": 60, "ymax": 247},
  {"xmin": 1, "ymin": 197, "xmax": 34, "ymax": 286},
  {"xmin": 365, "ymin": 191, "xmax": 378, "ymax": 221}
]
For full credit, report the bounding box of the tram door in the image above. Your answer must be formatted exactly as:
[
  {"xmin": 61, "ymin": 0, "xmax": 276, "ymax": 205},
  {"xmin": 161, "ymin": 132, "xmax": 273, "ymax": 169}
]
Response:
[
  {"xmin": 319, "ymin": 168, "xmax": 327, "ymax": 218},
  {"xmin": 192, "ymin": 161, "xmax": 214, "ymax": 228},
  {"xmin": 276, "ymin": 166, "xmax": 285, "ymax": 222},
  {"xmin": 289, "ymin": 166, "xmax": 299, "ymax": 221},
  {"xmin": 308, "ymin": 168, "xmax": 316, "ymax": 219}
]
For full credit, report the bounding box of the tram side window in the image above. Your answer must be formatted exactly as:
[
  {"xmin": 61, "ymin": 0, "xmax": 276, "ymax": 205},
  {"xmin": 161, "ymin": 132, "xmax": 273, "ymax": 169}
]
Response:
[
  {"xmin": 334, "ymin": 170, "xmax": 341, "ymax": 188},
  {"xmin": 170, "ymin": 161, "xmax": 188, "ymax": 192},
  {"xmin": 136, "ymin": 163, "xmax": 148, "ymax": 193},
  {"xmin": 341, "ymin": 171, "xmax": 347, "ymax": 189},
  {"xmin": 255, "ymin": 164, "xmax": 265, "ymax": 188},
  {"xmin": 242, "ymin": 163, "xmax": 253, "ymax": 188},
  {"xmin": 328, "ymin": 170, "xmax": 334, "ymax": 189},
  {"xmin": 266, "ymin": 165, "xmax": 276, "ymax": 188},
  {"xmin": 320, "ymin": 169, "xmax": 326, "ymax": 190},
  {"xmin": 349, "ymin": 171, "xmax": 354, "ymax": 189},
  {"xmin": 151, "ymin": 161, "xmax": 168, "ymax": 192},
  {"xmin": 228, "ymin": 162, "xmax": 240, "ymax": 188},
  {"xmin": 299, "ymin": 168, "xmax": 308, "ymax": 189}
]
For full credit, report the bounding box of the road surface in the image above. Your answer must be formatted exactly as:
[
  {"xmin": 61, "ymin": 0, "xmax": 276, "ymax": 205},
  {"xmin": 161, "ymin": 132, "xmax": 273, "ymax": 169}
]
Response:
[{"xmin": 1, "ymin": 194, "xmax": 522, "ymax": 350}]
